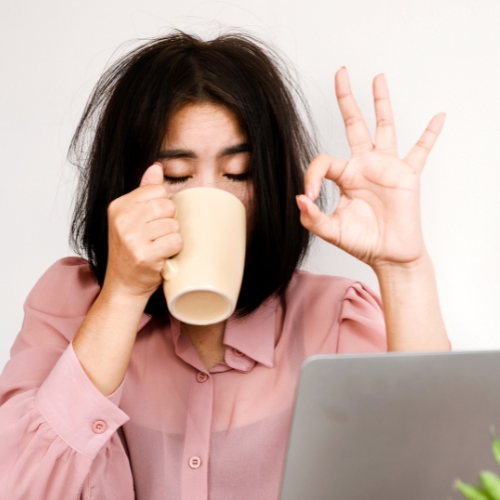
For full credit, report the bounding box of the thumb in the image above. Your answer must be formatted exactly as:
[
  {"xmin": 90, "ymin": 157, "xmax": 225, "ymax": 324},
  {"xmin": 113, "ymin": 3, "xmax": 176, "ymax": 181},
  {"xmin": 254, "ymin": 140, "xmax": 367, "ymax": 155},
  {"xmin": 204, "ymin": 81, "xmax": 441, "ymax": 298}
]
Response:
[
  {"xmin": 140, "ymin": 163, "xmax": 164, "ymax": 187},
  {"xmin": 296, "ymin": 194, "xmax": 339, "ymax": 245}
]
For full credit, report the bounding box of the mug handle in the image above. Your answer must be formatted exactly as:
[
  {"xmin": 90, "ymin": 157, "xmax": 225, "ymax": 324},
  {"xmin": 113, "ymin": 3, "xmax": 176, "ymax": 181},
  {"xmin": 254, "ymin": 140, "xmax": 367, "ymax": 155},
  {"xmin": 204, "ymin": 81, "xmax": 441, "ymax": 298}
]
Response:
[{"xmin": 161, "ymin": 258, "xmax": 179, "ymax": 281}]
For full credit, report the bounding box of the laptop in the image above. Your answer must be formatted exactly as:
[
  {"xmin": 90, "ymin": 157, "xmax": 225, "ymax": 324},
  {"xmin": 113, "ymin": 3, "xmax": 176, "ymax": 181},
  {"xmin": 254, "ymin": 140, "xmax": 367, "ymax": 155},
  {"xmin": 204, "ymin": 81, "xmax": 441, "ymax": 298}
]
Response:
[{"xmin": 280, "ymin": 351, "xmax": 500, "ymax": 500}]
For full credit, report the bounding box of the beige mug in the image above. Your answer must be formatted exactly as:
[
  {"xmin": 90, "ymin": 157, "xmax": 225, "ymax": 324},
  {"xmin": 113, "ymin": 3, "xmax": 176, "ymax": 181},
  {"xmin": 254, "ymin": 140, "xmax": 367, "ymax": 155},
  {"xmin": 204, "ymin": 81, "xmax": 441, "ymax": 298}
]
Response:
[{"xmin": 161, "ymin": 187, "xmax": 246, "ymax": 325}]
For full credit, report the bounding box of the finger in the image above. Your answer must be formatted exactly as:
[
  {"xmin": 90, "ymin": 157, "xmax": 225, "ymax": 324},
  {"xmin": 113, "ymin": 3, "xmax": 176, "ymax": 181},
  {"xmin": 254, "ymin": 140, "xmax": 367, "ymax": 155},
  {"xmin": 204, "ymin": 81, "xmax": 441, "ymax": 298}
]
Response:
[
  {"xmin": 296, "ymin": 195, "xmax": 340, "ymax": 245},
  {"xmin": 108, "ymin": 185, "xmax": 167, "ymax": 223},
  {"xmin": 373, "ymin": 74, "xmax": 397, "ymax": 155},
  {"xmin": 110, "ymin": 196, "xmax": 175, "ymax": 235},
  {"xmin": 304, "ymin": 154, "xmax": 348, "ymax": 201},
  {"xmin": 140, "ymin": 163, "xmax": 164, "ymax": 187},
  {"xmin": 335, "ymin": 67, "xmax": 373, "ymax": 156},
  {"xmin": 141, "ymin": 197, "xmax": 176, "ymax": 222},
  {"xmin": 404, "ymin": 113, "xmax": 446, "ymax": 171},
  {"xmin": 150, "ymin": 232, "xmax": 183, "ymax": 260},
  {"xmin": 145, "ymin": 218, "xmax": 180, "ymax": 242}
]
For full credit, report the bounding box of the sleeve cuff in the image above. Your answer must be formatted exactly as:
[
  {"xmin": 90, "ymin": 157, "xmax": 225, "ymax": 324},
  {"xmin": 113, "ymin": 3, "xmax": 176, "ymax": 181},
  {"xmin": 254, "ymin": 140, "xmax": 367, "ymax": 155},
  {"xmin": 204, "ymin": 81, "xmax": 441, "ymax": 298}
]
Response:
[{"xmin": 35, "ymin": 343, "xmax": 130, "ymax": 458}]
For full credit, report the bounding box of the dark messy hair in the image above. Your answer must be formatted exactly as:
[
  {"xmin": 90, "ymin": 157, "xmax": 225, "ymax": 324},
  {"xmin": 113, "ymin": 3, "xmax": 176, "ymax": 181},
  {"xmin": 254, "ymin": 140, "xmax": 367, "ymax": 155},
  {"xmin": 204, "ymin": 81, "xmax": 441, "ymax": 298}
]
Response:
[{"xmin": 69, "ymin": 30, "xmax": 318, "ymax": 317}]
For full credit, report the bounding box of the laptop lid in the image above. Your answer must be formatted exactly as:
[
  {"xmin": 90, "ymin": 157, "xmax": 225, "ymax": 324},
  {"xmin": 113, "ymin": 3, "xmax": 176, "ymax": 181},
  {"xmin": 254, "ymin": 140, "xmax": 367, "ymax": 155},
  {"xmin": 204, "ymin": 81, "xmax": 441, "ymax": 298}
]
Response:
[{"xmin": 280, "ymin": 351, "xmax": 500, "ymax": 500}]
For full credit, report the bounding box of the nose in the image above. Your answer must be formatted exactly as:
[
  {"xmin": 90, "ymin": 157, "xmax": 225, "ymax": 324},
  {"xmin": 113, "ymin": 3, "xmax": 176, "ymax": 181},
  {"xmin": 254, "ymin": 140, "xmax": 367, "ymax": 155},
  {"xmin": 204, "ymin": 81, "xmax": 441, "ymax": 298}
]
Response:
[
  {"xmin": 189, "ymin": 166, "xmax": 242, "ymax": 196},
  {"xmin": 190, "ymin": 168, "xmax": 221, "ymax": 189}
]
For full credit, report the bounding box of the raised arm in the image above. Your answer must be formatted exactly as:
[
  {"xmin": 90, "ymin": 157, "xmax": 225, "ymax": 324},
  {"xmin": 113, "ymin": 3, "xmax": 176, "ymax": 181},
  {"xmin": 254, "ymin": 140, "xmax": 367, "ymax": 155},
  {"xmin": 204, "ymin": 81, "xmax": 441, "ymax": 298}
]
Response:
[
  {"xmin": 0, "ymin": 164, "xmax": 181, "ymax": 498},
  {"xmin": 297, "ymin": 68, "xmax": 450, "ymax": 352},
  {"xmin": 72, "ymin": 163, "xmax": 181, "ymax": 395}
]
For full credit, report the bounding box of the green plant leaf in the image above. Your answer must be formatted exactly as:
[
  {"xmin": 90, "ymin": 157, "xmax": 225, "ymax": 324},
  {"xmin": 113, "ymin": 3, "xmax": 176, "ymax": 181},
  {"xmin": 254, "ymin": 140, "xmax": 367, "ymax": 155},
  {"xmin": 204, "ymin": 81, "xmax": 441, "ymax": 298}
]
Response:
[
  {"xmin": 480, "ymin": 471, "xmax": 500, "ymax": 500},
  {"xmin": 455, "ymin": 479, "xmax": 492, "ymax": 500},
  {"xmin": 490, "ymin": 427, "xmax": 500, "ymax": 466}
]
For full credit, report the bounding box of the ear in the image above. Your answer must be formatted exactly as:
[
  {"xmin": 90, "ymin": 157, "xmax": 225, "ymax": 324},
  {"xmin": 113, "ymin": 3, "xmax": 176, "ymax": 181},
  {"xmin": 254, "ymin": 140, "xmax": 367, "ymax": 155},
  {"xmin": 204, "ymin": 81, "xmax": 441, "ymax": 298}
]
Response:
[{"xmin": 140, "ymin": 163, "xmax": 164, "ymax": 187}]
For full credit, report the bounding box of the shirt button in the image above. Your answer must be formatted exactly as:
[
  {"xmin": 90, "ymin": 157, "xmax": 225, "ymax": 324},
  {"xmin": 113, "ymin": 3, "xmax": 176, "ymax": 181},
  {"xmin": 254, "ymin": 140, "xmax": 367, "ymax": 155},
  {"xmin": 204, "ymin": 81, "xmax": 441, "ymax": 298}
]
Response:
[
  {"xmin": 188, "ymin": 456, "xmax": 202, "ymax": 469},
  {"xmin": 233, "ymin": 348, "xmax": 245, "ymax": 357},
  {"xmin": 196, "ymin": 372, "xmax": 208, "ymax": 383},
  {"xmin": 92, "ymin": 420, "xmax": 107, "ymax": 434}
]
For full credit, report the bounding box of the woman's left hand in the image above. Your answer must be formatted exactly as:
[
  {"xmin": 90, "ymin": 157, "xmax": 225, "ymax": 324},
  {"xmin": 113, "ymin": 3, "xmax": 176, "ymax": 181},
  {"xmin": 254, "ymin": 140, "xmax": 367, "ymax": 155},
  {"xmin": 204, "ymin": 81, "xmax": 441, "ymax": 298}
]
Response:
[{"xmin": 297, "ymin": 67, "xmax": 445, "ymax": 271}]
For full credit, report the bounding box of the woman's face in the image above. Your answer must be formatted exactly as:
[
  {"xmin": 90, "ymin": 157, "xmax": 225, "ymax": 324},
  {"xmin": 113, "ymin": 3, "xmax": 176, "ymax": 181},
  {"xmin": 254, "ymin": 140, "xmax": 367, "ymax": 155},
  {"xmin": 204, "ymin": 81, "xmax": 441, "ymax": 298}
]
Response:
[{"xmin": 157, "ymin": 102, "xmax": 254, "ymax": 224}]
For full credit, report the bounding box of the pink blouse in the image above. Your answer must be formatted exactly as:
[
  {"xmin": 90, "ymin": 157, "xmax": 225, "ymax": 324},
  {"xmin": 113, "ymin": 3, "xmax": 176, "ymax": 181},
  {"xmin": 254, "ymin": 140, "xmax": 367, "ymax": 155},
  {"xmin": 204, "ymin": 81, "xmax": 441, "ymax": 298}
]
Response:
[{"xmin": 0, "ymin": 257, "xmax": 386, "ymax": 499}]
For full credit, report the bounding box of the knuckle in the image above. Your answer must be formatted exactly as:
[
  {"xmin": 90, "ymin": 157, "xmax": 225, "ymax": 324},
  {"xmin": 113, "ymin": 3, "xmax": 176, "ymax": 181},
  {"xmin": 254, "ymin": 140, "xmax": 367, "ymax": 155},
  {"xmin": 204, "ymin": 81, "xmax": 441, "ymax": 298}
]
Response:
[
  {"xmin": 114, "ymin": 212, "xmax": 129, "ymax": 230},
  {"xmin": 164, "ymin": 199, "xmax": 177, "ymax": 217},
  {"xmin": 344, "ymin": 115, "xmax": 362, "ymax": 128},
  {"xmin": 376, "ymin": 118, "xmax": 393, "ymax": 127},
  {"xmin": 308, "ymin": 154, "xmax": 329, "ymax": 175},
  {"xmin": 147, "ymin": 199, "xmax": 164, "ymax": 219},
  {"xmin": 153, "ymin": 184, "xmax": 167, "ymax": 196},
  {"xmin": 134, "ymin": 249, "xmax": 149, "ymax": 268},
  {"xmin": 350, "ymin": 144, "xmax": 369, "ymax": 156},
  {"xmin": 169, "ymin": 219, "xmax": 180, "ymax": 233},
  {"xmin": 170, "ymin": 232, "xmax": 183, "ymax": 250},
  {"xmin": 416, "ymin": 140, "xmax": 431, "ymax": 151},
  {"xmin": 336, "ymin": 89, "xmax": 350, "ymax": 100},
  {"xmin": 376, "ymin": 146, "xmax": 396, "ymax": 155},
  {"xmin": 142, "ymin": 184, "xmax": 165, "ymax": 197},
  {"xmin": 314, "ymin": 153, "xmax": 330, "ymax": 164},
  {"xmin": 122, "ymin": 232, "xmax": 136, "ymax": 247}
]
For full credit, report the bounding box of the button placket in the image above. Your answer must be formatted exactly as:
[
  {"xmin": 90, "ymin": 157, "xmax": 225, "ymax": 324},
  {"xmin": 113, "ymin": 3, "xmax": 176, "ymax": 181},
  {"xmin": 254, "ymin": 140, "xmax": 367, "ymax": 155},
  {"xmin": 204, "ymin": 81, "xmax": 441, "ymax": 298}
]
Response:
[{"xmin": 181, "ymin": 369, "xmax": 214, "ymax": 499}]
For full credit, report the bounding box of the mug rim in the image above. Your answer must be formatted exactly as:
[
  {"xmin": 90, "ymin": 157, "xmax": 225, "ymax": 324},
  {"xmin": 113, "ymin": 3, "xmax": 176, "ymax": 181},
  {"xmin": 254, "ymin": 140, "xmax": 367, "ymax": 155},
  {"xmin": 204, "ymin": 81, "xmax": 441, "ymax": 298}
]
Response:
[{"xmin": 169, "ymin": 285, "xmax": 234, "ymax": 325}]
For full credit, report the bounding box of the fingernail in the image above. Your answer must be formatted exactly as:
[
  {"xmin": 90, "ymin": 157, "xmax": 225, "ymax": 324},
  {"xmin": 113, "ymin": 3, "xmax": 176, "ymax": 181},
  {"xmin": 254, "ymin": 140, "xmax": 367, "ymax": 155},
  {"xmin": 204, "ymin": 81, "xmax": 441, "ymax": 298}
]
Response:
[
  {"xmin": 296, "ymin": 195, "xmax": 308, "ymax": 215},
  {"xmin": 306, "ymin": 184, "xmax": 315, "ymax": 200}
]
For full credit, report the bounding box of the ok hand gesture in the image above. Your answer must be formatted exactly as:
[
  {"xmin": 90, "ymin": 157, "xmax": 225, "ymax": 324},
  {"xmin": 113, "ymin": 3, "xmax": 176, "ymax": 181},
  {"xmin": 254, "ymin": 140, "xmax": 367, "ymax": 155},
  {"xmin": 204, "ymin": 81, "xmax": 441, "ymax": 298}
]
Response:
[{"xmin": 297, "ymin": 67, "xmax": 445, "ymax": 271}]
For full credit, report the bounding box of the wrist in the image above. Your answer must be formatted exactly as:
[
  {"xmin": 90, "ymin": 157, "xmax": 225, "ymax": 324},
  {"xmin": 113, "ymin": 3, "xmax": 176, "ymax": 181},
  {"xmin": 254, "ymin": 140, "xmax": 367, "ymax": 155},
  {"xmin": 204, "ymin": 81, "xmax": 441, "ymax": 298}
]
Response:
[
  {"xmin": 98, "ymin": 280, "xmax": 152, "ymax": 314},
  {"xmin": 372, "ymin": 252, "xmax": 432, "ymax": 283},
  {"xmin": 101, "ymin": 267, "xmax": 159, "ymax": 304},
  {"xmin": 373, "ymin": 251, "xmax": 450, "ymax": 352}
]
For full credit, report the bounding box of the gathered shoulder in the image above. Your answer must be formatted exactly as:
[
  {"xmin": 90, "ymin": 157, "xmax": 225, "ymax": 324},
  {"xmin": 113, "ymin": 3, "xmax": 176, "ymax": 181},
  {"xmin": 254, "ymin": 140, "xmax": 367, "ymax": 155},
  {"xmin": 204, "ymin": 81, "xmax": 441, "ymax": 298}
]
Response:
[
  {"xmin": 282, "ymin": 269, "xmax": 386, "ymax": 354},
  {"xmin": 286, "ymin": 269, "xmax": 381, "ymax": 313},
  {"xmin": 25, "ymin": 257, "xmax": 100, "ymax": 318}
]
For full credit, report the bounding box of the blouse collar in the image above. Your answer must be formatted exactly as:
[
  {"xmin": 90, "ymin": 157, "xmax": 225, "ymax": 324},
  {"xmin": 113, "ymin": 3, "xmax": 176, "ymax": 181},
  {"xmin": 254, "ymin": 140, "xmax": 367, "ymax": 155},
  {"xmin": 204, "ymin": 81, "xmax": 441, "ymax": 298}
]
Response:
[{"xmin": 167, "ymin": 297, "xmax": 278, "ymax": 372}]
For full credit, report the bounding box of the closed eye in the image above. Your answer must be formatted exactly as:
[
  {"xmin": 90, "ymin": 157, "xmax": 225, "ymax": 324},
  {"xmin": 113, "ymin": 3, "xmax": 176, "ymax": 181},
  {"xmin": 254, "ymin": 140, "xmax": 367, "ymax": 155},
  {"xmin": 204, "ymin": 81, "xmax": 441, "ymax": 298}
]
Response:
[
  {"xmin": 163, "ymin": 173, "xmax": 249, "ymax": 184},
  {"xmin": 163, "ymin": 175, "xmax": 190, "ymax": 184},
  {"xmin": 224, "ymin": 172, "xmax": 249, "ymax": 182}
]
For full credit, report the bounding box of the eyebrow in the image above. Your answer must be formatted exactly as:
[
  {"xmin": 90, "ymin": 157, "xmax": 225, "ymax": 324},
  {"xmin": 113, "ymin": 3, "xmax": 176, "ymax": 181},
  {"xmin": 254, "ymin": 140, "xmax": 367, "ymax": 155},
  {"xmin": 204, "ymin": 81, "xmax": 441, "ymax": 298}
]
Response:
[{"xmin": 157, "ymin": 143, "xmax": 251, "ymax": 160}]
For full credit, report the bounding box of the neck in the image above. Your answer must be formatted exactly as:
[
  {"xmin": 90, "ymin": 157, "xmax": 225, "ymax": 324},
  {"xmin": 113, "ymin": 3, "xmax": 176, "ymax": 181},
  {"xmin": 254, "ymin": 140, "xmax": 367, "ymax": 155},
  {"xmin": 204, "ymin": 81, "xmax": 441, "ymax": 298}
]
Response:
[{"xmin": 182, "ymin": 321, "xmax": 226, "ymax": 370}]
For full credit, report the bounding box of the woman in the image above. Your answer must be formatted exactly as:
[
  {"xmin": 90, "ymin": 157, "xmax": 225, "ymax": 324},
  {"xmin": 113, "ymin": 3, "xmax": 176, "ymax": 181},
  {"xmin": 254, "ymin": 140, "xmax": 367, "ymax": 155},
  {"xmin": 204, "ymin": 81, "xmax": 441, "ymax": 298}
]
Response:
[{"xmin": 0, "ymin": 31, "xmax": 450, "ymax": 499}]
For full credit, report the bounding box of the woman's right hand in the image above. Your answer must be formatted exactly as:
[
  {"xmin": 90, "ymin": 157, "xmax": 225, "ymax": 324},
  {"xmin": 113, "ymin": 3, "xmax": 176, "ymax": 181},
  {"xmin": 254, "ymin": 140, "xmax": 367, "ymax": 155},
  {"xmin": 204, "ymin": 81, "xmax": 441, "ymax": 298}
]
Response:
[
  {"xmin": 104, "ymin": 163, "xmax": 183, "ymax": 300},
  {"xmin": 73, "ymin": 163, "xmax": 181, "ymax": 396}
]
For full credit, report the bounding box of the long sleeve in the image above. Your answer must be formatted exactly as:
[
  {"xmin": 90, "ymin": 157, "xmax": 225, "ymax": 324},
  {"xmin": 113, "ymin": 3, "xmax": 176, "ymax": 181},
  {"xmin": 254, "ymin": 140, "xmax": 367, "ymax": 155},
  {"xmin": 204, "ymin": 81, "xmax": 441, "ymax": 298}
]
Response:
[{"xmin": 0, "ymin": 258, "xmax": 135, "ymax": 500}]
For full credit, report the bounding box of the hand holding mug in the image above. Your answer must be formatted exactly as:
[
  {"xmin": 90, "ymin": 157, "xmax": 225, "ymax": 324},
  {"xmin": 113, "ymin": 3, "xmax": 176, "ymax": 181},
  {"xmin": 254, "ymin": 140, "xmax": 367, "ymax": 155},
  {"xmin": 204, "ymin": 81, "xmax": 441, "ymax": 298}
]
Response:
[{"xmin": 104, "ymin": 164, "xmax": 182, "ymax": 299}]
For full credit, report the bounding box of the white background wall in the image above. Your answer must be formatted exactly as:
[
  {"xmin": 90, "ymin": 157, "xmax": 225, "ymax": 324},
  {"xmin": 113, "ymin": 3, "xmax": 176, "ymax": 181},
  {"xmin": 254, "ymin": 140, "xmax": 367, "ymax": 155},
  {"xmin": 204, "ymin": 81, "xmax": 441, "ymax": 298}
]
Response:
[{"xmin": 1, "ymin": 0, "xmax": 499, "ymax": 371}]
